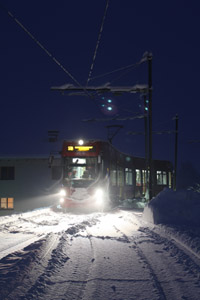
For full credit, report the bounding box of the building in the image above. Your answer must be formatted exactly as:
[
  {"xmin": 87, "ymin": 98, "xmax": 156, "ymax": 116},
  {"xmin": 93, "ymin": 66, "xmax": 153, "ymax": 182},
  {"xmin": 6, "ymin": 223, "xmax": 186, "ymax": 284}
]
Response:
[{"xmin": 0, "ymin": 156, "xmax": 62, "ymax": 216}]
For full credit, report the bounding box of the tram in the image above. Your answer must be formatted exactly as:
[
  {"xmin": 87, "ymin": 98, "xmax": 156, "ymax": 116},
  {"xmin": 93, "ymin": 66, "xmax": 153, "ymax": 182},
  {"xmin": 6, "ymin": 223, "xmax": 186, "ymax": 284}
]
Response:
[{"xmin": 57, "ymin": 139, "xmax": 173, "ymax": 210}]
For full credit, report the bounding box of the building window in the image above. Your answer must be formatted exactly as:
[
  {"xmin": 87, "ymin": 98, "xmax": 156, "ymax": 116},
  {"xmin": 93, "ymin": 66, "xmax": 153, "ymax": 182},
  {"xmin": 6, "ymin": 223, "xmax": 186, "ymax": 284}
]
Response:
[
  {"xmin": 0, "ymin": 197, "xmax": 14, "ymax": 209},
  {"xmin": 125, "ymin": 168, "xmax": 132, "ymax": 185},
  {"xmin": 136, "ymin": 169, "xmax": 141, "ymax": 186},
  {"xmin": 0, "ymin": 167, "xmax": 15, "ymax": 180},
  {"xmin": 51, "ymin": 166, "xmax": 62, "ymax": 180},
  {"xmin": 156, "ymin": 171, "xmax": 167, "ymax": 185}
]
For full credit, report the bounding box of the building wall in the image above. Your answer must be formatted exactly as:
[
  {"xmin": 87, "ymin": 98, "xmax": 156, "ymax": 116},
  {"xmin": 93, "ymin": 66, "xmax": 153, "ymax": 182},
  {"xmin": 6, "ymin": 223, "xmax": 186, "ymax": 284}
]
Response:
[{"xmin": 0, "ymin": 157, "xmax": 62, "ymax": 215}]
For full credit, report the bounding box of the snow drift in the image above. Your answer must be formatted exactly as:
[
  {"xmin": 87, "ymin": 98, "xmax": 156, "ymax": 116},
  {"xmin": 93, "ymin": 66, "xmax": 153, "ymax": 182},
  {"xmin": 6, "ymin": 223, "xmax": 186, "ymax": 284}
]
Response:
[{"xmin": 143, "ymin": 188, "xmax": 200, "ymax": 225}]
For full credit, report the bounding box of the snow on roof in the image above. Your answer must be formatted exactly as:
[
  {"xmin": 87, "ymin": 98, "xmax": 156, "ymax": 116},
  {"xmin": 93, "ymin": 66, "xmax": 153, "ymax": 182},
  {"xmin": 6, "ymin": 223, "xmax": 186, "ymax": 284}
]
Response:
[{"xmin": 51, "ymin": 83, "xmax": 148, "ymax": 93}]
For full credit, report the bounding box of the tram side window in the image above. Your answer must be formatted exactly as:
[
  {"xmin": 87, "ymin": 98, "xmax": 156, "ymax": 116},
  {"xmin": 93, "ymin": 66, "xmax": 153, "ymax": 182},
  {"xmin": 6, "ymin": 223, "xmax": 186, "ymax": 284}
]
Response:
[
  {"xmin": 117, "ymin": 167, "xmax": 124, "ymax": 187},
  {"xmin": 156, "ymin": 171, "xmax": 167, "ymax": 185},
  {"xmin": 136, "ymin": 169, "xmax": 142, "ymax": 186},
  {"xmin": 125, "ymin": 168, "xmax": 132, "ymax": 185}
]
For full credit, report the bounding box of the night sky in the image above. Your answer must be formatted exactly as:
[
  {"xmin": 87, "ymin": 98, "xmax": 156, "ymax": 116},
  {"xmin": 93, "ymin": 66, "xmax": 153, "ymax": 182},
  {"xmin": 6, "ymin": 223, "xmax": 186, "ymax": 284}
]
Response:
[{"xmin": 1, "ymin": 1, "xmax": 200, "ymax": 170}]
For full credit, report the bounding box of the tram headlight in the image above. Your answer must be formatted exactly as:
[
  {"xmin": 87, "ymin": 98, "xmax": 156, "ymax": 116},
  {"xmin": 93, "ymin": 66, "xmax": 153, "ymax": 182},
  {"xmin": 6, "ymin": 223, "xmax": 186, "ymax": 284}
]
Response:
[
  {"xmin": 60, "ymin": 197, "xmax": 65, "ymax": 204},
  {"xmin": 95, "ymin": 188, "xmax": 104, "ymax": 205},
  {"xmin": 59, "ymin": 189, "xmax": 66, "ymax": 196}
]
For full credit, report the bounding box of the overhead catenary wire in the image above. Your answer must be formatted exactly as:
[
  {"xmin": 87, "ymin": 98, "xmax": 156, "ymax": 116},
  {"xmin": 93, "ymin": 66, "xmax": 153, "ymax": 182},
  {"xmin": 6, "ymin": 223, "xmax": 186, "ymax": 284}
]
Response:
[
  {"xmin": 109, "ymin": 65, "xmax": 140, "ymax": 85},
  {"xmin": 0, "ymin": 3, "xmax": 93, "ymax": 100},
  {"xmin": 90, "ymin": 55, "xmax": 147, "ymax": 82},
  {"xmin": 86, "ymin": 0, "xmax": 110, "ymax": 86},
  {"xmin": 82, "ymin": 114, "xmax": 144, "ymax": 122}
]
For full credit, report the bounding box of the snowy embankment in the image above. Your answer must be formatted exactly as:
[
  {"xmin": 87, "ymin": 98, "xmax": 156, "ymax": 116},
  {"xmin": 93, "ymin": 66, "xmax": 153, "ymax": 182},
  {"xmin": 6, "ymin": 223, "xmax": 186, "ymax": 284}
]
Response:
[
  {"xmin": 143, "ymin": 188, "xmax": 200, "ymax": 257},
  {"xmin": 143, "ymin": 188, "xmax": 200, "ymax": 226}
]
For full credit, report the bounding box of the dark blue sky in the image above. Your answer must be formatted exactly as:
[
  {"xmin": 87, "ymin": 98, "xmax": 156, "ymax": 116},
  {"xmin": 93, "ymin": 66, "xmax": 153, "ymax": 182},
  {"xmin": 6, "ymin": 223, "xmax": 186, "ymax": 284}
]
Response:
[{"xmin": 1, "ymin": 0, "xmax": 200, "ymax": 170}]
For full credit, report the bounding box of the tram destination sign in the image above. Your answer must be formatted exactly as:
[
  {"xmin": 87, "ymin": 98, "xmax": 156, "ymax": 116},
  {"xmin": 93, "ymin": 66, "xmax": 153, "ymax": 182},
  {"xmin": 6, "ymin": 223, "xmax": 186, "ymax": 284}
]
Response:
[{"xmin": 67, "ymin": 146, "xmax": 95, "ymax": 152}]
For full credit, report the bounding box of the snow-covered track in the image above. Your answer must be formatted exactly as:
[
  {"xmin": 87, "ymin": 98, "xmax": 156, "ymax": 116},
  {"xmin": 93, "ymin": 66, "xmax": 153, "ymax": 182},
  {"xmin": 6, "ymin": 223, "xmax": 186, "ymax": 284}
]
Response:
[{"xmin": 1, "ymin": 209, "xmax": 200, "ymax": 299}]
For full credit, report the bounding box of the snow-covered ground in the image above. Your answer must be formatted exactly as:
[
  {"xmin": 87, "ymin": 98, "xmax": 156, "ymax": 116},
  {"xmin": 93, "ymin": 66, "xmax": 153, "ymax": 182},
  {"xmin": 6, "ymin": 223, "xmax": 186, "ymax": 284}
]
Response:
[{"xmin": 0, "ymin": 189, "xmax": 200, "ymax": 299}]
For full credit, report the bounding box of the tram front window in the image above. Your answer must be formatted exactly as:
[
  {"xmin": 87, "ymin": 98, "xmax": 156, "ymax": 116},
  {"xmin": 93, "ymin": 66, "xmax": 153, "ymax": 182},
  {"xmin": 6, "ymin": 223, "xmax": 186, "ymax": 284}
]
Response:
[
  {"xmin": 67, "ymin": 166, "xmax": 96, "ymax": 179},
  {"xmin": 71, "ymin": 179, "xmax": 95, "ymax": 188},
  {"xmin": 64, "ymin": 157, "xmax": 97, "ymax": 183}
]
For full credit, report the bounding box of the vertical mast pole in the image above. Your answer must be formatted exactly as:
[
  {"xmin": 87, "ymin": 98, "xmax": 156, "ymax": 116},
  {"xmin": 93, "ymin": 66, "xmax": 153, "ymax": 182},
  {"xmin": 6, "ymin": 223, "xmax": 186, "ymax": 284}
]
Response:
[
  {"xmin": 173, "ymin": 114, "xmax": 178, "ymax": 191},
  {"xmin": 148, "ymin": 54, "xmax": 153, "ymax": 199},
  {"xmin": 144, "ymin": 94, "xmax": 149, "ymax": 198}
]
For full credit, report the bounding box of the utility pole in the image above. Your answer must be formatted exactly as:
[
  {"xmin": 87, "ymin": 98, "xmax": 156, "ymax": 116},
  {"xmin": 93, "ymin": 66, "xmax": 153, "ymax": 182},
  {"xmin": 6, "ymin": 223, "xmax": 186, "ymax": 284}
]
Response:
[
  {"xmin": 143, "ymin": 94, "xmax": 149, "ymax": 198},
  {"xmin": 173, "ymin": 114, "xmax": 178, "ymax": 191},
  {"xmin": 148, "ymin": 54, "xmax": 153, "ymax": 199}
]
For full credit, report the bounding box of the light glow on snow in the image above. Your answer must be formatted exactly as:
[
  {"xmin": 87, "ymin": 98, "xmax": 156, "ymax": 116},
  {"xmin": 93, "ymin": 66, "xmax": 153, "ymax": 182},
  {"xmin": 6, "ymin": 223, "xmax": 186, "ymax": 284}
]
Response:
[{"xmin": 1, "ymin": 189, "xmax": 200, "ymax": 299}]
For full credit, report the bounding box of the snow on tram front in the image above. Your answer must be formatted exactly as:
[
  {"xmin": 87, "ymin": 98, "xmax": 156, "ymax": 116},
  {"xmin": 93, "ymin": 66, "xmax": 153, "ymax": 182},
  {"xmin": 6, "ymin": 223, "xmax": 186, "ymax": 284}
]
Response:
[{"xmin": 58, "ymin": 139, "xmax": 109, "ymax": 211}]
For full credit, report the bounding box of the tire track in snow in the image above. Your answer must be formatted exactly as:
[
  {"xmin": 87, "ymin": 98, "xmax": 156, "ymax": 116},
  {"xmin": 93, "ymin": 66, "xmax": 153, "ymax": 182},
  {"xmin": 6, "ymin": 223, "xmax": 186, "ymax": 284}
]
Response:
[
  {"xmin": 147, "ymin": 224, "xmax": 200, "ymax": 261},
  {"xmin": 61, "ymin": 231, "xmax": 95, "ymax": 300},
  {"xmin": 115, "ymin": 211, "xmax": 200, "ymax": 299},
  {"xmin": 51, "ymin": 220, "xmax": 98, "ymax": 299},
  {"xmin": 1, "ymin": 232, "xmax": 69, "ymax": 300},
  {"xmin": 0, "ymin": 234, "xmax": 51, "ymax": 300},
  {"xmin": 9, "ymin": 218, "xmax": 98, "ymax": 300},
  {"xmin": 138, "ymin": 227, "xmax": 200, "ymax": 281},
  {"xmin": 133, "ymin": 227, "xmax": 200, "ymax": 299},
  {"xmin": 113, "ymin": 224, "xmax": 167, "ymax": 300},
  {"xmin": 12, "ymin": 232, "xmax": 70, "ymax": 300}
]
